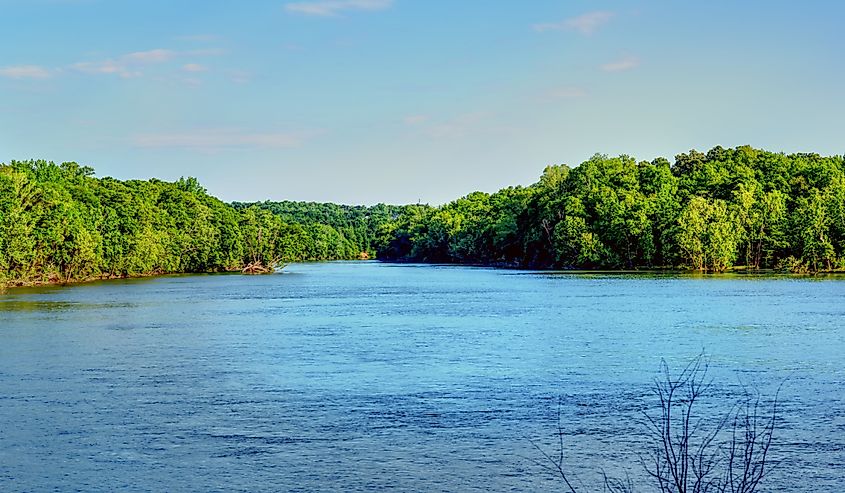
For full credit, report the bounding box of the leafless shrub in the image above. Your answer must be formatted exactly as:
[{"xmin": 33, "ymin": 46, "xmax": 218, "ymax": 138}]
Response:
[
  {"xmin": 529, "ymin": 354, "xmax": 780, "ymax": 493},
  {"xmin": 527, "ymin": 398, "xmax": 579, "ymax": 493}
]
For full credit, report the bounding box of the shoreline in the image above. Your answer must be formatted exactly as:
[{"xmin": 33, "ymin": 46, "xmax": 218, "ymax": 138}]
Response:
[
  {"xmin": 4, "ymin": 261, "xmax": 844, "ymax": 291},
  {"xmin": 0, "ymin": 269, "xmax": 239, "ymax": 291},
  {"xmin": 377, "ymin": 258, "xmax": 845, "ymax": 275}
]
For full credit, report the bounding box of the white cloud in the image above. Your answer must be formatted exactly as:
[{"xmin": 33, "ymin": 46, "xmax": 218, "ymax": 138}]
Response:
[
  {"xmin": 124, "ymin": 49, "xmax": 176, "ymax": 63},
  {"xmin": 285, "ymin": 0, "xmax": 393, "ymax": 16},
  {"xmin": 601, "ymin": 55, "xmax": 640, "ymax": 72},
  {"xmin": 132, "ymin": 129, "xmax": 313, "ymax": 152},
  {"xmin": 72, "ymin": 48, "xmax": 222, "ymax": 78},
  {"xmin": 534, "ymin": 11, "xmax": 615, "ymax": 35},
  {"xmin": 0, "ymin": 65, "xmax": 52, "ymax": 79},
  {"xmin": 182, "ymin": 63, "xmax": 208, "ymax": 73},
  {"xmin": 72, "ymin": 60, "xmax": 140, "ymax": 78}
]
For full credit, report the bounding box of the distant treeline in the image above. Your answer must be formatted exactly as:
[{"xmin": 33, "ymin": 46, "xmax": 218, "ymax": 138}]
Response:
[
  {"xmin": 376, "ymin": 146, "xmax": 845, "ymax": 272},
  {"xmin": 0, "ymin": 160, "xmax": 399, "ymax": 286},
  {"xmin": 232, "ymin": 200, "xmax": 404, "ymax": 259},
  {"xmin": 3, "ymin": 145, "xmax": 844, "ymax": 286}
]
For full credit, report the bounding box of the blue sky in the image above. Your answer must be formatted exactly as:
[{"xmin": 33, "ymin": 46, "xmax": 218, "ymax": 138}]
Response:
[{"xmin": 1, "ymin": 1, "xmax": 843, "ymax": 204}]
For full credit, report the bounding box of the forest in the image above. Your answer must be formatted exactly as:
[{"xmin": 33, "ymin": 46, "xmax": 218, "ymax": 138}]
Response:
[
  {"xmin": 0, "ymin": 159, "xmax": 397, "ymax": 287},
  {"xmin": 232, "ymin": 200, "xmax": 404, "ymax": 260},
  {"xmin": 377, "ymin": 146, "xmax": 845, "ymax": 272},
  {"xmin": 2, "ymin": 145, "xmax": 844, "ymax": 287}
]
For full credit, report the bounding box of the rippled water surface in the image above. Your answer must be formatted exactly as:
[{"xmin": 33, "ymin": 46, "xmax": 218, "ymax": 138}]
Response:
[{"xmin": 1, "ymin": 262, "xmax": 844, "ymax": 491}]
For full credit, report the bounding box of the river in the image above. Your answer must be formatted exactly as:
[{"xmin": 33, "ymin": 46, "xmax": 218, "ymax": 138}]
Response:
[{"xmin": 1, "ymin": 262, "xmax": 843, "ymax": 491}]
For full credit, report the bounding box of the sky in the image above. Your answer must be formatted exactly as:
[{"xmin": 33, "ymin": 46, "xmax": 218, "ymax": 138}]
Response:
[{"xmin": 1, "ymin": 1, "xmax": 843, "ymax": 205}]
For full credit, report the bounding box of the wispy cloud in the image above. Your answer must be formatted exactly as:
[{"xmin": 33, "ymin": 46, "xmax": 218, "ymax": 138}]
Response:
[
  {"xmin": 72, "ymin": 60, "xmax": 140, "ymax": 78},
  {"xmin": 601, "ymin": 55, "xmax": 640, "ymax": 72},
  {"xmin": 182, "ymin": 63, "xmax": 208, "ymax": 73},
  {"xmin": 285, "ymin": 0, "xmax": 393, "ymax": 16},
  {"xmin": 0, "ymin": 65, "xmax": 53, "ymax": 79},
  {"xmin": 124, "ymin": 48, "xmax": 176, "ymax": 63},
  {"xmin": 534, "ymin": 11, "xmax": 615, "ymax": 35},
  {"xmin": 71, "ymin": 48, "xmax": 223, "ymax": 78},
  {"xmin": 132, "ymin": 129, "xmax": 314, "ymax": 152}
]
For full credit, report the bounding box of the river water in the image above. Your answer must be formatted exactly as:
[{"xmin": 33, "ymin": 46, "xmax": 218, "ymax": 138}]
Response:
[{"xmin": 1, "ymin": 262, "xmax": 843, "ymax": 491}]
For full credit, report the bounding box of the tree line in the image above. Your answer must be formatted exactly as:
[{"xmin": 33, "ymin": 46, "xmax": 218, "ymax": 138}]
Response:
[
  {"xmin": 0, "ymin": 160, "xmax": 399, "ymax": 286},
  {"xmin": 3, "ymin": 145, "xmax": 844, "ymax": 286},
  {"xmin": 232, "ymin": 200, "xmax": 405, "ymax": 260},
  {"xmin": 375, "ymin": 146, "xmax": 845, "ymax": 272}
]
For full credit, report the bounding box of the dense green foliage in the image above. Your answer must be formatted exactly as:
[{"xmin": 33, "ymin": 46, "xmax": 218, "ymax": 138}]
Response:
[
  {"xmin": 0, "ymin": 160, "xmax": 385, "ymax": 286},
  {"xmin": 3, "ymin": 146, "xmax": 843, "ymax": 286},
  {"xmin": 233, "ymin": 200, "xmax": 405, "ymax": 259},
  {"xmin": 376, "ymin": 146, "xmax": 845, "ymax": 272}
]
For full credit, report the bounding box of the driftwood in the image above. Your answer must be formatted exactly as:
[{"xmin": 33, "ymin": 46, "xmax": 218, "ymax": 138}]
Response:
[{"xmin": 241, "ymin": 257, "xmax": 283, "ymax": 274}]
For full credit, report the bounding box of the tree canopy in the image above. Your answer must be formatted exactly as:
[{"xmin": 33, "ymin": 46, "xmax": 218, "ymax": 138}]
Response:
[
  {"xmin": 3, "ymin": 146, "xmax": 844, "ymax": 287},
  {"xmin": 375, "ymin": 146, "xmax": 845, "ymax": 272},
  {"xmin": 0, "ymin": 160, "xmax": 399, "ymax": 286}
]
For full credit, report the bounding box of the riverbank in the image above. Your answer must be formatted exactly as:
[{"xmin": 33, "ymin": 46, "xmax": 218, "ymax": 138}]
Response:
[
  {"xmin": 5, "ymin": 261, "xmax": 845, "ymax": 292},
  {"xmin": 378, "ymin": 258, "xmax": 845, "ymax": 276},
  {"xmin": 0, "ymin": 268, "xmax": 244, "ymax": 291},
  {"xmin": 1, "ymin": 271, "xmax": 167, "ymax": 291}
]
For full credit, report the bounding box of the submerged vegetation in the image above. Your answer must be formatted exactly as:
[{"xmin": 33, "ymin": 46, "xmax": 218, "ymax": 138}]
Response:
[{"xmin": 2, "ymin": 145, "xmax": 844, "ymax": 286}]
